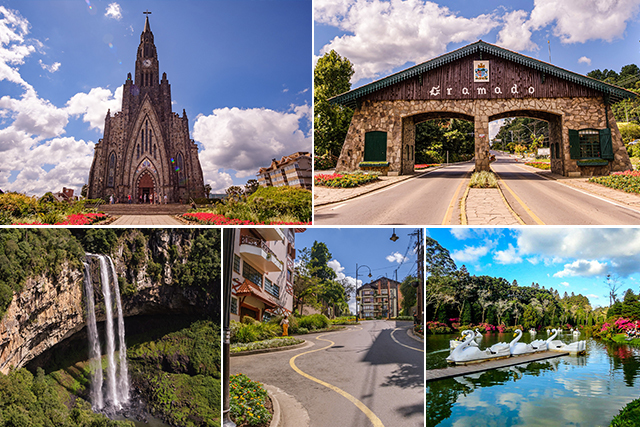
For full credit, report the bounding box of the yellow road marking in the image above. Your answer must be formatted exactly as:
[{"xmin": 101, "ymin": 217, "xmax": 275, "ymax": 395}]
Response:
[
  {"xmin": 289, "ymin": 333, "xmax": 385, "ymax": 427},
  {"xmin": 390, "ymin": 328, "xmax": 423, "ymax": 353},
  {"xmin": 493, "ymin": 170, "xmax": 545, "ymax": 225},
  {"xmin": 495, "ymin": 180, "xmax": 525, "ymax": 225},
  {"xmin": 460, "ymin": 186, "xmax": 470, "ymax": 225},
  {"xmin": 442, "ymin": 171, "xmax": 469, "ymax": 225}
]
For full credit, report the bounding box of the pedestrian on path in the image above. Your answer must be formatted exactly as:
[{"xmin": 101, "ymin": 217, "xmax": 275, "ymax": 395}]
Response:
[
  {"xmin": 281, "ymin": 315, "xmax": 289, "ymax": 336},
  {"xmin": 164, "ymin": 194, "xmax": 167, "ymax": 204}
]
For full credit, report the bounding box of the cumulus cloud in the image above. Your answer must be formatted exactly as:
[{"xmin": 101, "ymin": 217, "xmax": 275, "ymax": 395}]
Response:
[
  {"xmin": 0, "ymin": 88, "xmax": 68, "ymax": 138},
  {"xmin": 553, "ymin": 259, "xmax": 608, "ymax": 278},
  {"xmin": 516, "ymin": 228, "xmax": 640, "ymax": 276},
  {"xmin": 38, "ymin": 59, "xmax": 60, "ymax": 73},
  {"xmin": 578, "ymin": 56, "xmax": 591, "ymax": 65},
  {"xmin": 314, "ymin": 0, "xmax": 499, "ymax": 82},
  {"xmin": 528, "ymin": 0, "xmax": 640, "ymax": 44},
  {"xmin": 560, "ymin": 281, "xmax": 570, "ymax": 287},
  {"xmin": 328, "ymin": 259, "xmax": 360, "ymax": 314},
  {"xmin": 494, "ymin": 243, "xmax": 522, "ymax": 265},
  {"xmin": 104, "ymin": 3, "xmax": 123, "ymax": 20},
  {"xmin": 450, "ymin": 228, "xmax": 472, "ymax": 240},
  {"xmin": 0, "ymin": 6, "xmax": 35, "ymax": 88},
  {"xmin": 65, "ymin": 86, "xmax": 123, "ymax": 132},
  {"xmin": 386, "ymin": 251, "xmax": 408, "ymax": 264},
  {"xmin": 451, "ymin": 240, "xmax": 494, "ymax": 264},
  {"xmin": 587, "ymin": 294, "xmax": 600, "ymax": 299},
  {"xmin": 496, "ymin": 9, "xmax": 537, "ymax": 51},
  {"xmin": 193, "ymin": 105, "xmax": 311, "ymax": 191}
]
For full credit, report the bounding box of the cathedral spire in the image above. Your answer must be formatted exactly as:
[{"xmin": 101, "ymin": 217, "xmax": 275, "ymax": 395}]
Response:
[{"xmin": 143, "ymin": 10, "xmax": 151, "ymax": 33}]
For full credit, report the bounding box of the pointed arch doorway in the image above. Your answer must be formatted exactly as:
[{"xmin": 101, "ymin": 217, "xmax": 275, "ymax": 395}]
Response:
[{"xmin": 137, "ymin": 171, "xmax": 156, "ymax": 203}]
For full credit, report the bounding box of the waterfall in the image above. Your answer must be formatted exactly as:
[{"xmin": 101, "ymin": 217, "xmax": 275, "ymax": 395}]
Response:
[
  {"xmin": 108, "ymin": 256, "xmax": 129, "ymax": 403},
  {"xmin": 83, "ymin": 262, "xmax": 104, "ymax": 410},
  {"xmin": 84, "ymin": 254, "xmax": 130, "ymax": 410}
]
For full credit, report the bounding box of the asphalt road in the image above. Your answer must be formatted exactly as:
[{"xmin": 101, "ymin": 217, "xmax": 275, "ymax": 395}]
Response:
[
  {"xmin": 229, "ymin": 320, "xmax": 424, "ymax": 427},
  {"xmin": 314, "ymin": 163, "xmax": 475, "ymax": 225},
  {"xmin": 490, "ymin": 151, "xmax": 640, "ymax": 225}
]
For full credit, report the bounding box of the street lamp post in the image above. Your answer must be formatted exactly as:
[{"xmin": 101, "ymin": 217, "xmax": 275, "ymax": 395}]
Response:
[
  {"xmin": 222, "ymin": 229, "xmax": 237, "ymax": 427},
  {"xmin": 355, "ymin": 263, "xmax": 372, "ymax": 320}
]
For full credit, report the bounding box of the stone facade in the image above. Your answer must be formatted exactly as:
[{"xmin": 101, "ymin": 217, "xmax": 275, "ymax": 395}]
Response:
[
  {"xmin": 334, "ymin": 41, "xmax": 634, "ymax": 177},
  {"xmin": 88, "ymin": 16, "xmax": 204, "ymax": 202},
  {"xmin": 337, "ymin": 97, "xmax": 631, "ymax": 177}
]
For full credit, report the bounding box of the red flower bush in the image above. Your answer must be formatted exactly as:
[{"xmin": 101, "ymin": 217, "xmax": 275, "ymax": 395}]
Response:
[{"xmin": 182, "ymin": 212, "xmax": 310, "ymax": 226}]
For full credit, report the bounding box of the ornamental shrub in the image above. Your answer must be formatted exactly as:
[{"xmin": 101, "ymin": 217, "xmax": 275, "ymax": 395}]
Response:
[
  {"xmin": 229, "ymin": 374, "xmax": 272, "ymax": 426},
  {"xmin": 469, "ymin": 171, "xmax": 498, "ymax": 188},
  {"xmin": 297, "ymin": 314, "xmax": 330, "ymax": 330}
]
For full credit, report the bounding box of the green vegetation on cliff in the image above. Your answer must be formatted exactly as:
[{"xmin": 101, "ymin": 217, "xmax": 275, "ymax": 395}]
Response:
[
  {"xmin": 0, "ymin": 367, "xmax": 132, "ymax": 427},
  {"xmin": 0, "ymin": 229, "xmax": 84, "ymax": 320},
  {"xmin": 128, "ymin": 320, "xmax": 221, "ymax": 427}
]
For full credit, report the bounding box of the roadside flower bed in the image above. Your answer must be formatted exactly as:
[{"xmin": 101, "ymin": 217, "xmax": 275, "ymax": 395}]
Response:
[
  {"xmin": 425, "ymin": 321, "xmax": 452, "ymax": 334},
  {"xmin": 415, "ymin": 164, "xmax": 440, "ymax": 170},
  {"xmin": 590, "ymin": 170, "xmax": 640, "ymax": 194},
  {"xmin": 525, "ymin": 161, "xmax": 551, "ymax": 170},
  {"xmin": 13, "ymin": 212, "xmax": 107, "ymax": 225},
  {"xmin": 314, "ymin": 172, "xmax": 379, "ymax": 188},
  {"xmin": 231, "ymin": 337, "xmax": 304, "ymax": 353},
  {"xmin": 181, "ymin": 212, "xmax": 310, "ymax": 225},
  {"xmin": 230, "ymin": 373, "xmax": 272, "ymax": 427}
]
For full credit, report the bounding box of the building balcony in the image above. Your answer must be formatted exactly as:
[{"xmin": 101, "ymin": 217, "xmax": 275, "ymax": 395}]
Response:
[
  {"xmin": 239, "ymin": 235, "xmax": 283, "ymax": 272},
  {"xmin": 255, "ymin": 228, "xmax": 285, "ymax": 242}
]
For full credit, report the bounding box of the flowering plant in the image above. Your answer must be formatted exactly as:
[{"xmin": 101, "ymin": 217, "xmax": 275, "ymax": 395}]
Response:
[
  {"xmin": 230, "ymin": 373, "xmax": 272, "ymax": 426},
  {"xmin": 314, "ymin": 172, "xmax": 379, "ymax": 188}
]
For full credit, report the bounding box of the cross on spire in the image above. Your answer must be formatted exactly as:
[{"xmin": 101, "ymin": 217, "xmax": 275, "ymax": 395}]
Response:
[{"xmin": 143, "ymin": 10, "xmax": 151, "ymax": 16}]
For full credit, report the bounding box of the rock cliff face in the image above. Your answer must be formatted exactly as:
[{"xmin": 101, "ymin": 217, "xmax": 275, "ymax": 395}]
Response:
[{"xmin": 0, "ymin": 229, "xmax": 219, "ymax": 374}]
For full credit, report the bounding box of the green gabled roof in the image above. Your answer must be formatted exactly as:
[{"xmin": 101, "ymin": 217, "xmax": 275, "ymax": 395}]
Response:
[{"xmin": 329, "ymin": 40, "xmax": 637, "ymax": 108}]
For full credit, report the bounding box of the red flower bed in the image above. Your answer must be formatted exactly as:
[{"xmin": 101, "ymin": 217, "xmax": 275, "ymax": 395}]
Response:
[
  {"xmin": 590, "ymin": 170, "xmax": 640, "ymax": 194},
  {"xmin": 182, "ymin": 212, "xmax": 310, "ymax": 225},
  {"xmin": 415, "ymin": 164, "xmax": 440, "ymax": 170},
  {"xmin": 525, "ymin": 161, "xmax": 550, "ymax": 170},
  {"xmin": 13, "ymin": 213, "xmax": 107, "ymax": 225}
]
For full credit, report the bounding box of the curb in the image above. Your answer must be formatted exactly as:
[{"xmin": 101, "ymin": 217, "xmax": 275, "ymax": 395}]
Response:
[
  {"xmin": 230, "ymin": 340, "xmax": 310, "ymax": 357},
  {"xmin": 407, "ymin": 326, "xmax": 424, "ymax": 343},
  {"xmin": 263, "ymin": 384, "xmax": 310, "ymax": 427}
]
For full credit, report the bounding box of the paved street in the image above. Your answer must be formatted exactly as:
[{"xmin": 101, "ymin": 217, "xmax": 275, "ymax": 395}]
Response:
[
  {"xmin": 314, "ymin": 163, "xmax": 475, "ymax": 225},
  {"xmin": 314, "ymin": 152, "xmax": 640, "ymax": 225},
  {"xmin": 230, "ymin": 320, "xmax": 424, "ymax": 427}
]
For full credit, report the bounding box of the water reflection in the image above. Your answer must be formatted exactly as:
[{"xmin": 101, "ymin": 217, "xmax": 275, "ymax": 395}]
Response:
[{"xmin": 426, "ymin": 334, "xmax": 640, "ymax": 427}]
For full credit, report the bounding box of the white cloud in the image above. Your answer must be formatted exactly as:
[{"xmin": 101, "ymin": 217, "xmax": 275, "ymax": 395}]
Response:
[
  {"xmin": 0, "ymin": 88, "xmax": 68, "ymax": 138},
  {"xmin": 386, "ymin": 251, "xmax": 408, "ymax": 264},
  {"xmin": 561, "ymin": 281, "xmax": 570, "ymax": 287},
  {"xmin": 193, "ymin": 105, "xmax": 311, "ymax": 189},
  {"xmin": 587, "ymin": 294, "xmax": 600, "ymax": 299},
  {"xmin": 450, "ymin": 228, "xmax": 472, "ymax": 240},
  {"xmin": 496, "ymin": 9, "xmax": 537, "ymax": 52},
  {"xmin": 65, "ymin": 86, "xmax": 123, "ymax": 132},
  {"xmin": 578, "ymin": 56, "xmax": 591, "ymax": 65},
  {"xmin": 451, "ymin": 241, "xmax": 494, "ymax": 264},
  {"xmin": 528, "ymin": 0, "xmax": 640, "ymax": 44},
  {"xmin": 494, "ymin": 243, "xmax": 522, "ymax": 265},
  {"xmin": 38, "ymin": 59, "xmax": 60, "ymax": 73},
  {"xmin": 105, "ymin": 3, "xmax": 123, "ymax": 21},
  {"xmin": 314, "ymin": 0, "xmax": 499, "ymax": 82},
  {"xmin": 553, "ymin": 259, "xmax": 608, "ymax": 278},
  {"xmin": 328, "ymin": 258, "xmax": 360, "ymax": 315},
  {"xmin": 517, "ymin": 229, "xmax": 640, "ymax": 276},
  {"xmin": 0, "ymin": 6, "xmax": 35, "ymax": 89}
]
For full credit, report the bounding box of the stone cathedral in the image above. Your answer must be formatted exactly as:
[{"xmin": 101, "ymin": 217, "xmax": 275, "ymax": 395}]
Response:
[{"xmin": 87, "ymin": 15, "xmax": 205, "ymax": 203}]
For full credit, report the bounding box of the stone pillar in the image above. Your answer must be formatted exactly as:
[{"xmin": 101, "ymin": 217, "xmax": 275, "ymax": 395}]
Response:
[
  {"xmin": 401, "ymin": 116, "xmax": 416, "ymax": 175},
  {"xmin": 549, "ymin": 116, "xmax": 564, "ymax": 175},
  {"xmin": 474, "ymin": 115, "xmax": 490, "ymax": 172}
]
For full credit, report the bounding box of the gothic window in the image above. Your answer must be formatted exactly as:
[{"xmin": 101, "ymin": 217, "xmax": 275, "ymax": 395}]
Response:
[
  {"xmin": 177, "ymin": 152, "xmax": 185, "ymax": 187},
  {"xmin": 145, "ymin": 121, "xmax": 149, "ymax": 152},
  {"xmin": 107, "ymin": 153, "xmax": 116, "ymax": 187},
  {"xmin": 137, "ymin": 144, "xmax": 140, "ymax": 159},
  {"xmin": 153, "ymin": 144, "xmax": 156, "ymax": 159}
]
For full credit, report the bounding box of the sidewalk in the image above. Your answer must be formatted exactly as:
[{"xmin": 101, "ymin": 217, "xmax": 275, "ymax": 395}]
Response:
[
  {"xmin": 110, "ymin": 215, "xmax": 183, "ymax": 225},
  {"xmin": 464, "ymin": 187, "xmax": 521, "ymax": 225},
  {"xmin": 264, "ymin": 384, "xmax": 310, "ymax": 427}
]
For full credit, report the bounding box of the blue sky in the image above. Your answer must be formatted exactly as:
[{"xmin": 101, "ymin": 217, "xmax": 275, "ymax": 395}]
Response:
[
  {"xmin": 296, "ymin": 228, "xmax": 420, "ymax": 314},
  {"xmin": 314, "ymin": 0, "xmax": 640, "ymax": 138},
  {"xmin": 426, "ymin": 228, "xmax": 640, "ymax": 308},
  {"xmin": 0, "ymin": 0, "xmax": 311, "ymax": 195}
]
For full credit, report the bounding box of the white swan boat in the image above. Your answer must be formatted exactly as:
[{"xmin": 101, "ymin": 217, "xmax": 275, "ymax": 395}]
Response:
[
  {"xmin": 547, "ymin": 329, "xmax": 586, "ymax": 355},
  {"xmin": 510, "ymin": 329, "xmax": 536, "ymax": 355},
  {"xmin": 446, "ymin": 330, "xmax": 511, "ymax": 365},
  {"xmin": 449, "ymin": 329, "xmax": 482, "ymax": 350}
]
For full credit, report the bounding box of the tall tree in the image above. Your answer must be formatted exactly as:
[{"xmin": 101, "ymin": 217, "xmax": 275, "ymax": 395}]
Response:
[
  {"xmin": 314, "ymin": 50, "xmax": 355, "ymax": 164},
  {"xmin": 399, "ymin": 275, "xmax": 418, "ymax": 315}
]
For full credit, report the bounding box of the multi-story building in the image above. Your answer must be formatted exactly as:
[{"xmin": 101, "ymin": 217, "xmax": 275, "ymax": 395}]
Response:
[
  {"xmin": 230, "ymin": 228, "xmax": 303, "ymax": 322},
  {"xmin": 356, "ymin": 277, "xmax": 402, "ymax": 319},
  {"xmin": 257, "ymin": 152, "xmax": 312, "ymax": 190}
]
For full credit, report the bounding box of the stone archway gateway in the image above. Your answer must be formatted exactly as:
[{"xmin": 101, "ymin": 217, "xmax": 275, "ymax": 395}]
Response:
[{"xmin": 331, "ymin": 40, "xmax": 636, "ymax": 177}]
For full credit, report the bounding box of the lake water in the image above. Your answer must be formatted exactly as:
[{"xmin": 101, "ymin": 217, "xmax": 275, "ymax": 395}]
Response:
[{"xmin": 426, "ymin": 331, "xmax": 640, "ymax": 427}]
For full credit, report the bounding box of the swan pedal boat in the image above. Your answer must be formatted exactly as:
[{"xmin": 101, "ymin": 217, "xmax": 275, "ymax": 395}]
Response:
[
  {"xmin": 547, "ymin": 329, "xmax": 586, "ymax": 355},
  {"xmin": 449, "ymin": 329, "xmax": 482, "ymax": 350},
  {"xmin": 446, "ymin": 330, "xmax": 511, "ymax": 365}
]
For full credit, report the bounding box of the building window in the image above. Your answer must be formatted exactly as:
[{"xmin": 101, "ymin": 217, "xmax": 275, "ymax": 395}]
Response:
[
  {"xmin": 176, "ymin": 152, "xmax": 185, "ymax": 186},
  {"xmin": 579, "ymin": 129, "xmax": 600, "ymax": 158},
  {"xmin": 264, "ymin": 278, "xmax": 280, "ymax": 298},
  {"xmin": 230, "ymin": 297, "xmax": 238, "ymax": 315},
  {"xmin": 242, "ymin": 262, "xmax": 262, "ymax": 287},
  {"xmin": 107, "ymin": 153, "xmax": 116, "ymax": 187},
  {"xmin": 233, "ymin": 254, "xmax": 241, "ymax": 273},
  {"xmin": 364, "ymin": 131, "xmax": 387, "ymax": 161},
  {"xmin": 569, "ymin": 128, "xmax": 613, "ymax": 160},
  {"xmin": 287, "ymin": 269, "xmax": 292, "ymax": 283}
]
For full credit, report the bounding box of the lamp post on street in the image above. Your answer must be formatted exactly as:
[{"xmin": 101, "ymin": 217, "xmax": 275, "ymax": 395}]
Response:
[
  {"xmin": 355, "ymin": 264, "xmax": 372, "ymax": 320},
  {"xmin": 222, "ymin": 229, "xmax": 237, "ymax": 427}
]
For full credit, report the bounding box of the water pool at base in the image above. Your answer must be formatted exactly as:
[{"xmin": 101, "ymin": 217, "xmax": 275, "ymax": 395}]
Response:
[{"xmin": 426, "ymin": 332, "xmax": 640, "ymax": 426}]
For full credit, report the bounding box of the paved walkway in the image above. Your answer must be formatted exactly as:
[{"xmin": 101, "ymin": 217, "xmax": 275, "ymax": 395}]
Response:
[
  {"xmin": 110, "ymin": 215, "xmax": 183, "ymax": 225},
  {"xmin": 464, "ymin": 187, "xmax": 521, "ymax": 225}
]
